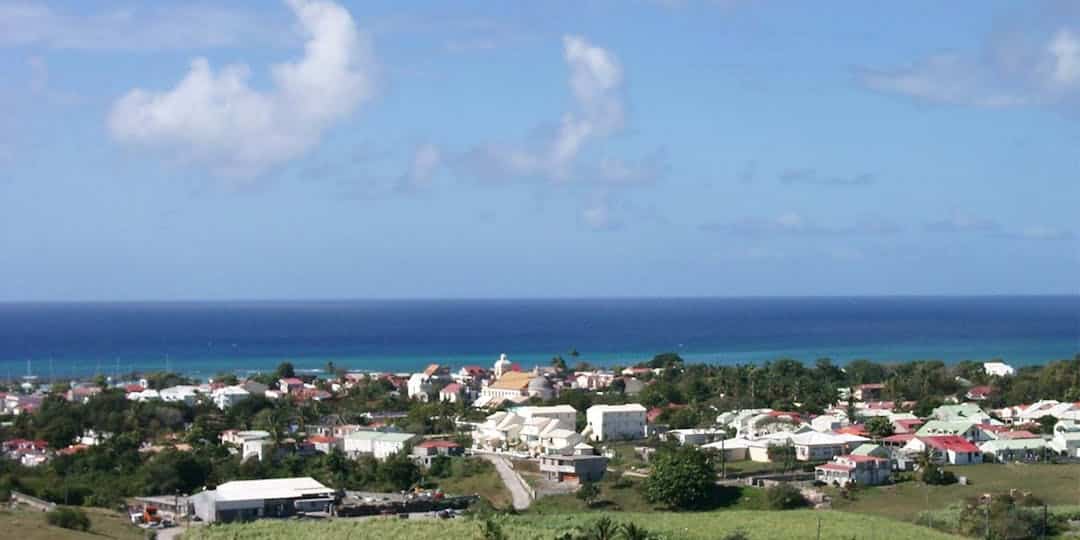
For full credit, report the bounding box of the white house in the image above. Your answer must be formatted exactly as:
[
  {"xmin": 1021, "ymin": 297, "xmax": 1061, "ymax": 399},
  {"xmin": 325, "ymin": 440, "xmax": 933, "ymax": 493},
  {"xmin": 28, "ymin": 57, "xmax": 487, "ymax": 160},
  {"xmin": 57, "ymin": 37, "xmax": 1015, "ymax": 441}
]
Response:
[
  {"xmin": 810, "ymin": 413, "xmax": 849, "ymax": 433},
  {"xmin": 1051, "ymin": 422, "xmax": 1080, "ymax": 457},
  {"xmin": 815, "ymin": 455, "xmax": 890, "ymax": 487},
  {"xmin": 983, "ymin": 361, "xmax": 1015, "ymax": 378},
  {"xmin": 668, "ymin": 428, "xmax": 725, "ymax": 446},
  {"xmin": 584, "ymin": 404, "xmax": 647, "ymax": 442},
  {"xmin": 915, "ymin": 421, "xmax": 992, "ymax": 443},
  {"xmin": 473, "ymin": 405, "xmax": 578, "ymax": 455},
  {"xmin": 701, "ymin": 438, "xmax": 752, "ymax": 462},
  {"xmin": 904, "ymin": 435, "xmax": 983, "ymax": 465},
  {"xmin": 212, "ymin": 386, "xmax": 251, "ymax": 410},
  {"xmin": 343, "ymin": 431, "xmax": 418, "ymax": 460}
]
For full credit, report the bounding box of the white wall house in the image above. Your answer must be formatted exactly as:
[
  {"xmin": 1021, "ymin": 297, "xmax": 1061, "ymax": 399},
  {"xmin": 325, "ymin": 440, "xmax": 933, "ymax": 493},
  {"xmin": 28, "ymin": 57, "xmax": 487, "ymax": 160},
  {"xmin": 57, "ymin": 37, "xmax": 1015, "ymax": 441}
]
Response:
[
  {"xmin": 983, "ymin": 361, "xmax": 1015, "ymax": 378},
  {"xmin": 343, "ymin": 431, "xmax": 418, "ymax": 460},
  {"xmin": 160, "ymin": 385, "xmax": 199, "ymax": 406},
  {"xmin": 584, "ymin": 404, "xmax": 647, "ymax": 442},
  {"xmin": 212, "ymin": 386, "xmax": 251, "ymax": 410}
]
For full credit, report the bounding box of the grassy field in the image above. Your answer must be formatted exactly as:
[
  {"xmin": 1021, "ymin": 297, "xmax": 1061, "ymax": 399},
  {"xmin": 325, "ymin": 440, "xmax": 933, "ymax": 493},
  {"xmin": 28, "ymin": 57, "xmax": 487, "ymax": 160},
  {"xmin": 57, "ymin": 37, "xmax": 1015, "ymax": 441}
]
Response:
[
  {"xmin": 831, "ymin": 463, "xmax": 1080, "ymax": 521},
  {"xmin": 528, "ymin": 476, "xmax": 766, "ymax": 515},
  {"xmin": 0, "ymin": 506, "xmax": 144, "ymax": 540},
  {"xmin": 181, "ymin": 510, "xmax": 962, "ymax": 539},
  {"xmin": 435, "ymin": 466, "xmax": 514, "ymax": 510}
]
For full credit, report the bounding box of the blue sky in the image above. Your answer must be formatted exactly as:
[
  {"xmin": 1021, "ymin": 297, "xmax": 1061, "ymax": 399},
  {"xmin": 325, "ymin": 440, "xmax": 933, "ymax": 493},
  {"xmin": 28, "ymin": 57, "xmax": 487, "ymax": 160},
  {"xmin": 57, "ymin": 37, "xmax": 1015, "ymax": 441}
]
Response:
[{"xmin": 0, "ymin": 0, "xmax": 1077, "ymax": 300}]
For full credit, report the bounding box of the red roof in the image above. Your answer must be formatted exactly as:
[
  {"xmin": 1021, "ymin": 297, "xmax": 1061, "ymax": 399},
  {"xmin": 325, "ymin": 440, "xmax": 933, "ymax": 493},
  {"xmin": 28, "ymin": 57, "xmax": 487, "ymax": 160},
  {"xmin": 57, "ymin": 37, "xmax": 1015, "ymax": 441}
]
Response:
[
  {"xmin": 417, "ymin": 440, "xmax": 461, "ymax": 449},
  {"xmin": 59, "ymin": 444, "xmax": 88, "ymax": 456},
  {"xmin": 441, "ymin": 383, "xmax": 462, "ymax": 394},
  {"xmin": 998, "ymin": 430, "xmax": 1038, "ymax": 440},
  {"xmin": 967, "ymin": 385, "xmax": 992, "ymax": 397},
  {"xmin": 817, "ymin": 463, "xmax": 855, "ymax": 472},
  {"xmin": 460, "ymin": 366, "xmax": 487, "ymax": 376},
  {"xmin": 920, "ymin": 435, "xmax": 980, "ymax": 453},
  {"xmin": 281, "ymin": 378, "xmax": 303, "ymax": 385},
  {"xmin": 124, "ymin": 384, "xmax": 145, "ymax": 392},
  {"xmin": 835, "ymin": 425, "xmax": 868, "ymax": 436},
  {"xmin": 856, "ymin": 383, "xmax": 885, "ymax": 390},
  {"xmin": 307, "ymin": 435, "xmax": 335, "ymax": 444},
  {"xmin": 864, "ymin": 401, "xmax": 895, "ymax": 410},
  {"xmin": 882, "ymin": 433, "xmax": 915, "ymax": 444}
]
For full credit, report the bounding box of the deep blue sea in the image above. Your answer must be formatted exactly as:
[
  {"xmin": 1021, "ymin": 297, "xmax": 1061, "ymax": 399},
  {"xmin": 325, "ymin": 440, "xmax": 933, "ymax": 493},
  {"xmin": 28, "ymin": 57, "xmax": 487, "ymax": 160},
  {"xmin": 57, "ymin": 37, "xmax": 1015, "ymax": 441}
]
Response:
[{"xmin": 0, "ymin": 296, "xmax": 1076, "ymax": 380}]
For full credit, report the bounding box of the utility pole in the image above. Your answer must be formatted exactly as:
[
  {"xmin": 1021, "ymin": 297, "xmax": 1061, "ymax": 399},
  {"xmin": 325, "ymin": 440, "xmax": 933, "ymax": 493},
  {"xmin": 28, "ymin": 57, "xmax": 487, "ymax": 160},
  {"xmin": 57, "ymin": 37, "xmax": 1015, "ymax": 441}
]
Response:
[{"xmin": 816, "ymin": 515, "xmax": 821, "ymax": 540}]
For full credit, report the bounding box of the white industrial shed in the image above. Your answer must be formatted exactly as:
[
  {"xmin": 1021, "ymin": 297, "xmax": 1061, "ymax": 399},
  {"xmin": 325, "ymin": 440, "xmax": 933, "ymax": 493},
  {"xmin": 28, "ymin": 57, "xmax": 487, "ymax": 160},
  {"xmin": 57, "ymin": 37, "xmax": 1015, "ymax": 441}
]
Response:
[{"xmin": 191, "ymin": 477, "xmax": 336, "ymax": 523}]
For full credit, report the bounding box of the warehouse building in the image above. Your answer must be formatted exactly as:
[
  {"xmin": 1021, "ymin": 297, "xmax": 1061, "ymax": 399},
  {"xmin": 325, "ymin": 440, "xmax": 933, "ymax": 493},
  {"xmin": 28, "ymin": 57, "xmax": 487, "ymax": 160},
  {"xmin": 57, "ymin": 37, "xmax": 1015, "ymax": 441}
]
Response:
[{"xmin": 190, "ymin": 477, "xmax": 336, "ymax": 523}]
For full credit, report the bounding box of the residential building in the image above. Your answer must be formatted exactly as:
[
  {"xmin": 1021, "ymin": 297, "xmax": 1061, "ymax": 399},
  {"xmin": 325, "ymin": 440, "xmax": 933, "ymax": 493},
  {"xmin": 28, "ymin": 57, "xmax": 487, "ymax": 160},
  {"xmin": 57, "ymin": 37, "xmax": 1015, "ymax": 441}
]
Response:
[
  {"xmin": 279, "ymin": 378, "xmax": 304, "ymax": 394},
  {"xmin": 791, "ymin": 431, "xmax": 867, "ymax": 462},
  {"xmin": 473, "ymin": 371, "xmax": 552, "ymax": 407},
  {"xmin": 979, "ymin": 438, "xmax": 1051, "ymax": 463},
  {"xmin": 65, "ymin": 385, "xmax": 101, "ymax": 404},
  {"xmin": 190, "ymin": 477, "xmax": 335, "ymax": 523},
  {"xmin": 412, "ymin": 440, "xmax": 464, "ymax": 466},
  {"xmin": 966, "ymin": 385, "xmax": 993, "ymax": 401},
  {"xmin": 915, "ymin": 421, "xmax": 992, "ymax": 443},
  {"xmin": 1051, "ymin": 422, "xmax": 1080, "ymax": 457},
  {"xmin": 701, "ymin": 438, "xmax": 752, "ymax": 462},
  {"xmin": 212, "ymin": 386, "xmax": 251, "ymax": 410},
  {"xmin": 811, "ymin": 413, "xmax": 849, "ymax": 433},
  {"xmin": 343, "ymin": 431, "xmax": 418, "ymax": 460},
  {"xmin": 538, "ymin": 446, "xmax": 608, "ymax": 484},
  {"xmin": 983, "ymin": 361, "xmax": 1015, "ymax": 378},
  {"xmin": 904, "ymin": 436, "xmax": 983, "ymax": 465},
  {"xmin": 439, "ymin": 382, "xmax": 464, "ymax": 403},
  {"xmin": 307, "ymin": 435, "xmax": 341, "ymax": 454},
  {"xmin": 160, "ymin": 385, "xmax": 199, "ymax": 406},
  {"xmin": 850, "ymin": 443, "xmax": 891, "ymax": 459},
  {"xmin": 853, "ymin": 383, "xmax": 885, "ymax": 401},
  {"xmin": 668, "ymin": 428, "xmax": 725, "ymax": 446},
  {"xmin": 931, "ymin": 403, "xmax": 995, "ymax": 423},
  {"xmin": 584, "ymin": 404, "xmax": 647, "ymax": 442},
  {"xmin": 815, "ymin": 455, "xmax": 891, "ymax": 487}
]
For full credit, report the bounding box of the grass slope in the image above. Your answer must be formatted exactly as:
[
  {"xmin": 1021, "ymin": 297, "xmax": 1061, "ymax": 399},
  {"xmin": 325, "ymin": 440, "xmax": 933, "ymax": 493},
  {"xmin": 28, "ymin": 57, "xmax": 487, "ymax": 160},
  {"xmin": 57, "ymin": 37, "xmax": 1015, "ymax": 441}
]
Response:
[
  {"xmin": 831, "ymin": 463, "xmax": 1080, "ymax": 521},
  {"xmin": 0, "ymin": 507, "xmax": 144, "ymax": 540},
  {"xmin": 182, "ymin": 510, "xmax": 961, "ymax": 539}
]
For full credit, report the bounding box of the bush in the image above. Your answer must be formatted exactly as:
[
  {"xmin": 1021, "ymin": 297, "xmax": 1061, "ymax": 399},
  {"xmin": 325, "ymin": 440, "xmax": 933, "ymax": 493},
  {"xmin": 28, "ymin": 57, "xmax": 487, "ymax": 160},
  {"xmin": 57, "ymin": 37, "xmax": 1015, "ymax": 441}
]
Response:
[
  {"xmin": 46, "ymin": 507, "xmax": 91, "ymax": 531},
  {"xmin": 762, "ymin": 483, "xmax": 808, "ymax": 510},
  {"xmin": 720, "ymin": 531, "xmax": 750, "ymax": 540}
]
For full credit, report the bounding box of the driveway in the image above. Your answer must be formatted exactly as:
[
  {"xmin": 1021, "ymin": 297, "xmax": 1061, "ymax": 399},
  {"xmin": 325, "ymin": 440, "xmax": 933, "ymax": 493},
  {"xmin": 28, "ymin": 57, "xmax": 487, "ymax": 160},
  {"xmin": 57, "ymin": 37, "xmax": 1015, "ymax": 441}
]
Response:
[{"xmin": 480, "ymin": 455, "xmax": 532, "ymax": 510}]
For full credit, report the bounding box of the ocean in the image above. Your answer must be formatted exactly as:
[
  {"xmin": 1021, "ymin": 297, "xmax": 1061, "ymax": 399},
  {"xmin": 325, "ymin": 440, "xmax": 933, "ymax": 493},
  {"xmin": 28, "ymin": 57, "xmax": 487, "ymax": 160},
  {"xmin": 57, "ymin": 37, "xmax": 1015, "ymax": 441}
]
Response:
[{"xmin": 0, "ymin": 296, "xmax": 1076, "ymax": 381}]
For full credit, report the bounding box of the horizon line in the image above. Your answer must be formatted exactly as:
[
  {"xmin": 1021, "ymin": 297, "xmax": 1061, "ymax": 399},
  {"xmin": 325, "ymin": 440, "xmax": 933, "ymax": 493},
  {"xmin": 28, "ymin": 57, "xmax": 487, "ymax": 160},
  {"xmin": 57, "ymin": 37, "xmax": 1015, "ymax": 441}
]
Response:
[{"xmin": 0, "ymin": 292, "xmax": 1076, "ymax": 306}]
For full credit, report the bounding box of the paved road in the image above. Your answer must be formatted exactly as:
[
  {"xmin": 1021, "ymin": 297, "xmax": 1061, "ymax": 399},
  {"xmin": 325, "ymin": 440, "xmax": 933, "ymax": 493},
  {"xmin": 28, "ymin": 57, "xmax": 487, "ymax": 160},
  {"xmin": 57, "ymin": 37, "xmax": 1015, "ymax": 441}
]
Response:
[{"xmin": 481, "ymin": 455, "xmax": 532, "ymax": 510}]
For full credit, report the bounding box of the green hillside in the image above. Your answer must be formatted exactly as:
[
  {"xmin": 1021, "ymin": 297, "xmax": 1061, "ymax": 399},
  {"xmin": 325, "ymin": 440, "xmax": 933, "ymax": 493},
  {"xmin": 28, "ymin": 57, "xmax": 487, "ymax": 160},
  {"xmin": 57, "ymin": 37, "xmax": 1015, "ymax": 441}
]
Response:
[{"xmin": 182, "ymin": 510, "xmax": 962, "ymax": 539}]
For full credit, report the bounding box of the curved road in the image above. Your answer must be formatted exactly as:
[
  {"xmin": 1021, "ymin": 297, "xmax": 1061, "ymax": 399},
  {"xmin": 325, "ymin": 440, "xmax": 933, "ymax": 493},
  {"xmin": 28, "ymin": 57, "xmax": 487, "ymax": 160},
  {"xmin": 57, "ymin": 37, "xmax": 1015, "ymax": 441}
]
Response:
[{"xmin": 481, "ymin": 455, "xmax": 532, "ymax": 510}]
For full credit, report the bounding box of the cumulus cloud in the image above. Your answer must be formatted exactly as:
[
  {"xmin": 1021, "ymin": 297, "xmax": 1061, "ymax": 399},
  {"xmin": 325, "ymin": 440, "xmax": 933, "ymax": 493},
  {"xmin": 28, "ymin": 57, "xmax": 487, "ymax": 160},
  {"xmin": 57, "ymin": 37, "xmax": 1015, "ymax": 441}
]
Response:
[
  {"xmin": 455, "ymin": 35, "xmax": 662, "ymax": 189},
  {"xmin": 107, "ymin": 0, "xmax": 377, "ymax": 180},
  {"xmin": 453, "ymin": 35, "xmax": 661, "ymax": 228},
  {"xmin": 0, "ymin": 2, "xmax": 285, "ymax": 50},
  {"xmin": 858, "ymin": 23, "xmax": 1080, "ymax": 108}
]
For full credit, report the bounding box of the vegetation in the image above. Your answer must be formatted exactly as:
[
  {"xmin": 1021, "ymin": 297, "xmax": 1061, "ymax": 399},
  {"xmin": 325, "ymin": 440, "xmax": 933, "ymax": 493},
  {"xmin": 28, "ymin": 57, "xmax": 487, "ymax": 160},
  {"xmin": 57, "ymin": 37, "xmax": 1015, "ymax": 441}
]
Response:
[
  {"xmin": 762, "ymin": 484, "xmax": 808, "ymax": 510},
  {"xmin": 641, "ymin": 446, "xmax": 715, "ymax": 509},
  {"xmin": 44, "ymin": 507, "xmax": 90, "ymax": 532},
  {"xmin": 0, "ymin": 506, "xmax": 144, "ymax": 540},
  {"xmin": 181, "ymin": 510, "xmax": 963, "ymax": 539}
]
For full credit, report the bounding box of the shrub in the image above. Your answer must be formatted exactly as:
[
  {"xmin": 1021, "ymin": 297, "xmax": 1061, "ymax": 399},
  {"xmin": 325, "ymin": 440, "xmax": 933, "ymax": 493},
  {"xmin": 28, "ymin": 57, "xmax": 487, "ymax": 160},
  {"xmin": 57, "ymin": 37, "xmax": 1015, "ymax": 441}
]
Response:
[
  {"xmin": 762, "ymin": 483, "xmax": 808, "ymax": 510},
  {"xmin": 45, "ymin": 507, "xmax": 91, "ymax": 531},
  {"xmin": 720, "ymin": 531, "xmax": 750, "ymax": 540}
]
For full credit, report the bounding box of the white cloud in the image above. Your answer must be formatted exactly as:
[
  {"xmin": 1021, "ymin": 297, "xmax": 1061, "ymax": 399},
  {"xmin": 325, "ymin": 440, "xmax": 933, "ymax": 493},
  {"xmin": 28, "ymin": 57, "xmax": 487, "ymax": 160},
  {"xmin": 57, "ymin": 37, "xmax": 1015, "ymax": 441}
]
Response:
[
  {"xmin": 458, "ymin": 35, "xmax": 636, "ymax": 184},
  {"xmin": 107, "ymin": 0, "xmax": 377, "ymax": 180},
  {"xmin": 1048, "ymin": 30, "xmax": 1080, "ymax": 88},
  {"xmin": 0, "ymin": 2, "xmax": 285, "ymax": 50},
  {"xmin": 396, "ymin": 143, "xmax": 442, "ymax": 193},
  {"xmin": 858, "ymin": 27, "xmax": 1080, "ymax": 108},
  {"xmin": 1016, "ymin": 225, "xmax": 1075, "ymax": 241}
]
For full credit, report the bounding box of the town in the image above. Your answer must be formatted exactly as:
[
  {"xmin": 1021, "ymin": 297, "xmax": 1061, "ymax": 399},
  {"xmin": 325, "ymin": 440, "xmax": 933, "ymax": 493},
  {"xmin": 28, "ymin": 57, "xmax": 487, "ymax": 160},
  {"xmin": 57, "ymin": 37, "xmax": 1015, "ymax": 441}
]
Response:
[{"xmin": 3, "ymin": 352, "xmax": 1080, "ymax": 538}]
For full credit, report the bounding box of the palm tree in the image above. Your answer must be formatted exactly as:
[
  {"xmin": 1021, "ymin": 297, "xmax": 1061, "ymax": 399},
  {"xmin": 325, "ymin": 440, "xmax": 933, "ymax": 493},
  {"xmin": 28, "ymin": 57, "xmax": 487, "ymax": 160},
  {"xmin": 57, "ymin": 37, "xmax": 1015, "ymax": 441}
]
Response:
[
  {"xmin": 619, "ymin": 522, "xmax": 654, "ymax": 540},
  {"xmin": 583, "ymin": 517, "xmax": 618, "ymax": 540}
]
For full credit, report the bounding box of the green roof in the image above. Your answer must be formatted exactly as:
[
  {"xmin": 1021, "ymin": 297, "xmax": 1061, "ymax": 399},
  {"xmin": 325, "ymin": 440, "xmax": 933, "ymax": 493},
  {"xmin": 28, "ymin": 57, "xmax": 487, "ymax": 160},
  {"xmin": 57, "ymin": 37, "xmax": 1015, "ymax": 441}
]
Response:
[
  {"xmin": 850, "ymin": 443, "xmax": 886, "ymax": 456},
  {"xmin": 916, "ymin": 420, "xmax": 976, "ymax": 436}
]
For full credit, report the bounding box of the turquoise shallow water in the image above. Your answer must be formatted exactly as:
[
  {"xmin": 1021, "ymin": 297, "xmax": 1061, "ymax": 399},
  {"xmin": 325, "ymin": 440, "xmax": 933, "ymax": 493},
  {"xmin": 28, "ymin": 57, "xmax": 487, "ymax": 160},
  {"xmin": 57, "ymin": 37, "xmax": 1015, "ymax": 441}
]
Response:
[{"xmin": 0, "ymin": 296, "xmax": 1076, "ymax": 379}]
